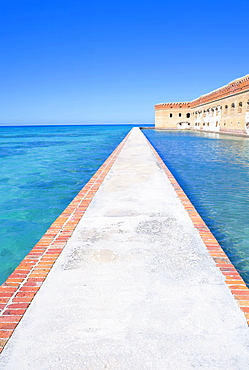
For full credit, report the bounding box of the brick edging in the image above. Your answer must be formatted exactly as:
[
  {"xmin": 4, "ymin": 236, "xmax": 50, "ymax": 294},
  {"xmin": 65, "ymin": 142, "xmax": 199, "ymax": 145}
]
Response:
[
  {"xmin": 0, "ymin": 130, "xmax": 131, "ymax": 353},
  {"xmin": 144, "ymin": 133, "xmax": 249, "ymax": 325}
]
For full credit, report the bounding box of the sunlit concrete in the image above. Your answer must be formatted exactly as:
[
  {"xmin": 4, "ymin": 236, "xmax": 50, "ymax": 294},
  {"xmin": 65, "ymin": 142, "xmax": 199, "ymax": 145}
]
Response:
[{"xmin": 1, "ymin": 127, "xmax": 249, "ymax": 369}]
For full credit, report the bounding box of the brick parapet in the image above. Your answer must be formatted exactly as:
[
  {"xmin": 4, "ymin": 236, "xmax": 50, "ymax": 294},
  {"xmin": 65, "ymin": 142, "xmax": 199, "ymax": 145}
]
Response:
[
  {"xmin": 191, "ymin": 75, "xmax": 249, "ymax": 107},
  {"xmin": 155, "ymin": 102, "xmax": 191, "ymax": 110},
  {"xmin": 155, "ymin": 75, "xmax": 249, "ymax": 110}
]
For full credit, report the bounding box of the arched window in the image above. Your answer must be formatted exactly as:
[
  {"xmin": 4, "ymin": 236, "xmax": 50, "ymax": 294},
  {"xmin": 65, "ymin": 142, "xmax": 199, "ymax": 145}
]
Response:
[
  {"xmin": 179, "ymin": 113, "xmax": 181, "ymax": 117},
  {"xmin": 170, "ymin": 113, "xmax": 173, "ymax": 118},
  {"xmin": 186, "ymin": 113, "xmax": 190, "ymax": 118},
  {"xmin": 238, "ymin": 102, "xmax": 242, "ymax": 113},
  {"xmin": 247, "ymin": 101, "xmax": 249, "ymax": 112},
  {"xmin": 231, "ymin": 103, "xmax": 235, "ymax": 111}
]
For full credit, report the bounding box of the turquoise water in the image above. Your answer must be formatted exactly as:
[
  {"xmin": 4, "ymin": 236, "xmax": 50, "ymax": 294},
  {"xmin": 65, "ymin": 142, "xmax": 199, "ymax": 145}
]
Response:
[
  {"xmin": 0, "ymin": 124, "xmax": 140, "ymax": 284},
  {"xmin": 143, "ymin": 129, "xmax": 249, "ymax": 285}
]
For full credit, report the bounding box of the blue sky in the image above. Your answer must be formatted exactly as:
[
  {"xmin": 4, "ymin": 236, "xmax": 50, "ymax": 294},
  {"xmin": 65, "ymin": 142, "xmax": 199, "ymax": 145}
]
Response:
[{"xmin": 0, "ymin": 0, "xmax": 248, "ymax": 125}]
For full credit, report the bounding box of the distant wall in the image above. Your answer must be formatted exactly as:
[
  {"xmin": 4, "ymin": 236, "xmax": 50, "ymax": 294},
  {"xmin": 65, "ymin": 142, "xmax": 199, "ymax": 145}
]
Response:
[
  {"xmin": 155, "ymin": 75, "xmax": 249, "ymax": 135},
  {"xmin": 155, "ymin": 103, "xmax": 192, "ymax": 129}
]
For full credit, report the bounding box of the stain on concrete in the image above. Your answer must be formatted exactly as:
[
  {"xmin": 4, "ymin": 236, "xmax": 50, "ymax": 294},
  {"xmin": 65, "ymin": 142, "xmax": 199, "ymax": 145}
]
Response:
[
  {"xmin": 136, "ymin": 218, "xmax": 176, "ymax": 236},
  {"xmin": 105, "ymin": 209, "xmax": 140, "ymax": 217},
  {"xmin": 93, "ymin": 249, "xmax": 117, "ymax": 263}
]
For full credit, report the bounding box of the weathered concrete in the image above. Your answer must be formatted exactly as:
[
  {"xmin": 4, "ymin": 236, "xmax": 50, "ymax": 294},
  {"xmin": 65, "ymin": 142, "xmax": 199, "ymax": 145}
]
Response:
[{"xmin": 1, "ymin": 127, "xmax": 249, "ymax": 369}]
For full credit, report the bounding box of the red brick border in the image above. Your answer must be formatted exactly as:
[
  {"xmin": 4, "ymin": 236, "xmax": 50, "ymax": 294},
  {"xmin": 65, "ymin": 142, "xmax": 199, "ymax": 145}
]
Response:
[
  {"xmin": 0, "ymin": 130, "xmax": 131, "ymax": 353},
  {"xmin": 146, "ymin": 135, "xmax": 249, "ymax": 325},
  {"xmin": 1, "ymin": 127, "xmax": 248, "ymax": 354}
]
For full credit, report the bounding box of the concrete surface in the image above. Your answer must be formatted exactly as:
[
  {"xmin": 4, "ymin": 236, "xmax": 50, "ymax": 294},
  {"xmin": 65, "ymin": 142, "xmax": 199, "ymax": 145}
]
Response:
[{"xmin": 1, "ymin": 127, "xmax": 249, "ymax": 369}]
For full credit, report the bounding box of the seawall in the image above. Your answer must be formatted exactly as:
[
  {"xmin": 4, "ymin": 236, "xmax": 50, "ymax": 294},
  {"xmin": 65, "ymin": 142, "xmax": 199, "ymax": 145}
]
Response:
[{"xmin": 0, "ymin": 127, "xmax": 249, "ymax": 368}]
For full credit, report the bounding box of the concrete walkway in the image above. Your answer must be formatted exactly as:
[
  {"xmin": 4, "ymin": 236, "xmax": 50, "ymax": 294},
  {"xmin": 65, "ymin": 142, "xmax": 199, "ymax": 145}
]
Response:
[{"xmin": 1, "ymin": 127, "xmax": 249, "ymax": 369}]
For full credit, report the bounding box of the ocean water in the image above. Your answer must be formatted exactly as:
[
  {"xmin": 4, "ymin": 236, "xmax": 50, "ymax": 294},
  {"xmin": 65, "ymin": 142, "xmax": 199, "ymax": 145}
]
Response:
[
  {"xmin": 0, "ymin": 124, "xmax": 140, "ymax": 284},
  {"xmin": 144, "ymin": 129, "xmax": 249, "ymax": 285}
]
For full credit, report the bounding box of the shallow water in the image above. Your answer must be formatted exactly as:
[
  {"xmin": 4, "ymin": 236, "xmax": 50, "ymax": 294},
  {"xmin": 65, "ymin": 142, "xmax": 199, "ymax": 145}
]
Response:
[
  {"xmin": 143, "ymin": 129, "xmax": 249, "ymax": 285},
  {"xmin": 0, "ymin": 124, "xmax": 138, "ymax": 284}
]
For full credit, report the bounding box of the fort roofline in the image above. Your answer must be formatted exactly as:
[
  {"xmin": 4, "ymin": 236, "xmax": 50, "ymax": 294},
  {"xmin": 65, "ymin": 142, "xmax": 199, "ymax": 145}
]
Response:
[
  {"xmin": 155, "ymin": 102, "xmax": 191, "ymax": 109},
  {"xmin": 155, "ymin": 74, "xmax": 249, "ymax": 110}
]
